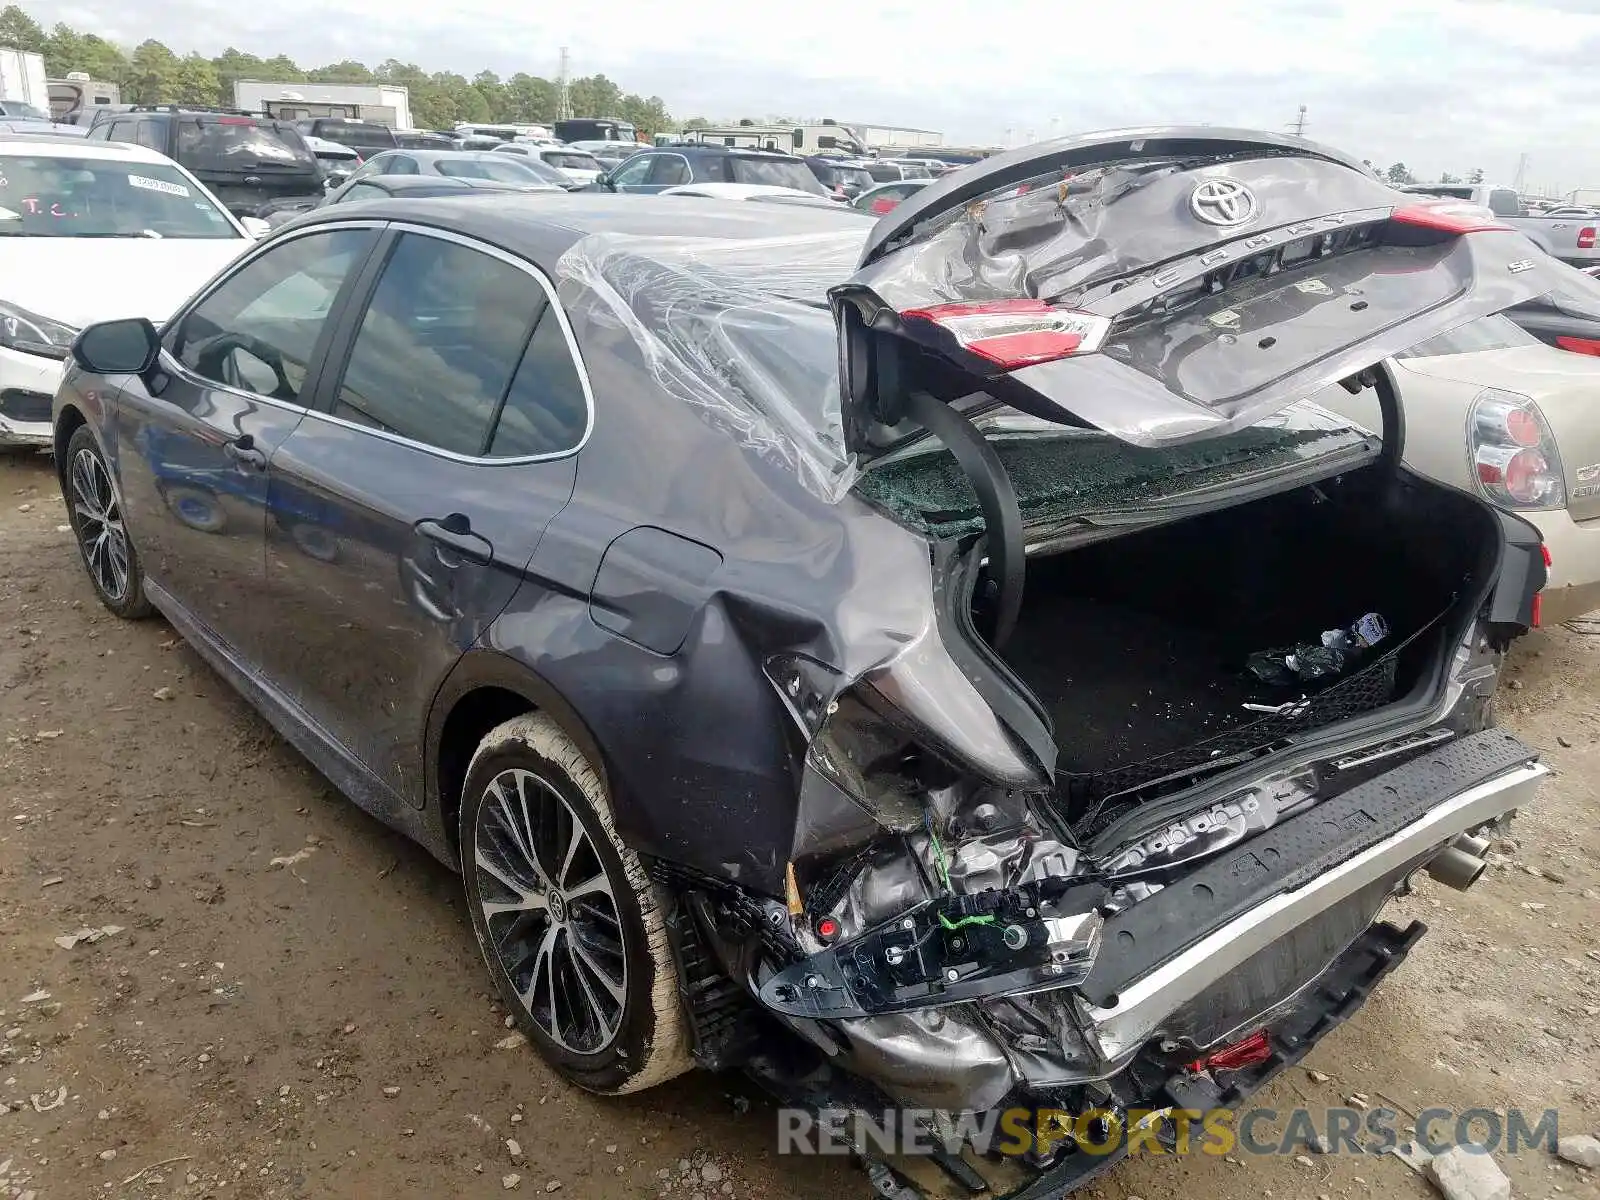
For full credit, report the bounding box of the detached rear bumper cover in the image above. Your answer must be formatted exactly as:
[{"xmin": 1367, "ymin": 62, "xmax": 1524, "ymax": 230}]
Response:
[{"xmin": 1082, "ymin": 728, "xmax": 1543, "ymax": 1061}]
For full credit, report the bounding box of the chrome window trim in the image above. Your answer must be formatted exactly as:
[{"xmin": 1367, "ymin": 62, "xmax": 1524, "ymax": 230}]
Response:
[{"xmin": 303, "ymin": 220, "xmax": 595, "ymax": 466}]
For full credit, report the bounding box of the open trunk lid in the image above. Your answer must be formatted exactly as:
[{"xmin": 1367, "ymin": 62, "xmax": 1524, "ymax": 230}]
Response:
[{"xmin": 833, "ymin": 126, "xmax": 1578, "ymax": 459}]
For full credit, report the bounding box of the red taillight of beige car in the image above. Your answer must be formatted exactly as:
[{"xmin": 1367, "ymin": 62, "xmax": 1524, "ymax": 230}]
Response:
[
  {"xmin": 1554, "ymin": 335, "xmax": 1600, "ymax": 356},
  {"xmin": 1470, "ymin": 389, "xmax": 1566, "ymax": 509},
  {"xmin": 1578, "ymin": 226, "xmax": 1597, "ymax": 250},
  {"xmin": 870, "ymin": 196, "xmax": 897, "ymax": 214}
]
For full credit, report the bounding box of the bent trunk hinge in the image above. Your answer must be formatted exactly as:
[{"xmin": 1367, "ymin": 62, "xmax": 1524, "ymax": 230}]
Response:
[{"xmin": 902, "ymin": 390, "xmax": 1025, "ymax": 648}]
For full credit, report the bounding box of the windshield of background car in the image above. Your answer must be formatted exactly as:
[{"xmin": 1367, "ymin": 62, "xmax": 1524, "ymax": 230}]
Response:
[
  {"xmin": 897, "ymin": 161, "xmax": 932, "ymax": 179},
  {"xmin": 177, "ymin": 118, "xmax": 316, "ymax": 174},
  {"xmin": 1396, "ymin": 314, "xmax": 1541, "ymax": 358},
  {"xmin": 436, "ymin": 156, "xmax": 549, "ymax": 184},
  {"xmin": 542, "ymin": 152, "xmax": 601, "ymax": 172},
  {"xmin": 0, "ymin": 153, "xmax": 241, "ymax": 239},
  {"xmin": 5, "ymin": 102, "xmax": 50, "ymax": 121},
  {"xmin": 728, "ymin": 157, "xmax": 826, "ymax": 194},
  {"xmin": 316, "ymin": 122, "xmax": 396, "ymax": 150}
]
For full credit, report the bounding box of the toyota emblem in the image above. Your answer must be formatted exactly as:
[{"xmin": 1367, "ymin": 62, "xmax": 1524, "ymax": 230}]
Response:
[{"xmin": 1189, "ymin": 178, "xmax": 1258, "ymax": 228}]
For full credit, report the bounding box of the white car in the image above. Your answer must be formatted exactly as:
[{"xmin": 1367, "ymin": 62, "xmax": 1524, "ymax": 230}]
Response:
[
  {"xmin": 1320, "ymin": 314, "xmax": 1600, "ymax": 622},
  {"xmin": 0, "ymin": 135, "xmax": 257, "ymax": 448},
  {"xmin": 659, "ymin": 182, "xmax": 848, "ymax": 209},
  {"xmin": 493, "ymin": 143, "xmax": 605, "ymax": 186}
]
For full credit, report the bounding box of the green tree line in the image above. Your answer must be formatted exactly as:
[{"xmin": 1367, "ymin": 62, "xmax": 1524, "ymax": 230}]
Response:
[{"xmin": 0, "ymin": 3, "xmax": 676, "ymax": 133}]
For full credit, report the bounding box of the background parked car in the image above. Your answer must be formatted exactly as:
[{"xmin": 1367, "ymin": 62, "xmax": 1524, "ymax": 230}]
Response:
[
  {"xmin": 394, "ymin": 130, "xmax": 456, "ymax": 151},
  {"xmin": 595, "ymin": 144, "xmax": 828, "ymax": 196},
  {"xmin": 1400, "ymin": 183, "xmax": 1600, "ymax": 268},
  {"xmin": 293, "ymin": 116, "xmax": 398, "ymax": 155},
  {"xmin": 302, "ymin": 134, "xmax": 361, "ymax": 186},
  {"xmin": 263, "ymin": 172, "xmax": 546, "ymax": 227},
  {"xmin": 1320, "ymin": 314, "xmax": 1600, "ymax": 621},
  {"xmin": 0, "ymin": 133, "xmax": 256, "ymax": 447},
  {"xmin": 567, "ymin": 139, "xmax": 640, "ymax": 169},
  {"xmin": 863, "ymin": 157, "xmax": 933, "ymax": 183},
  {"xmin": 802, "ymin": 155, "xmax": 874, "ymax": 200},
  {"xmin": 0, "ymin": 98, "xmax": 52, "ymax": 121},
  {"xmin": 87, "ymin": 105, "xmax": 322, "ymax": 218},
  {"xmin": 344, "ymin": 149, "xmax": 571, "ymax": 189},
  {"xmin": 851, "ymin": 178, "xmax": 931, "ymax": 214},
  {"xmin": 493, "ymin": 143, "xmax": 605, "ymax": 186}
]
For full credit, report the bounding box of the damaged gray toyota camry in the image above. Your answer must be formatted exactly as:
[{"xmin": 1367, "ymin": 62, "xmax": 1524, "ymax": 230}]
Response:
[{"xmin": 54, "ymin": 128, "xmax": 1557, "ymax": 1197}]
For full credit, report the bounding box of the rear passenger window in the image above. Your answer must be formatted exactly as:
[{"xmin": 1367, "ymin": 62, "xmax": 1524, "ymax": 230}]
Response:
[
  {"xmin": 649, "ymin": 156, "xmax": 690, "ymax": 186},
  {"xmin": 488, "ymin": 311, "xmax": 589, "ymax": 457},
  {"xmin": 331, "ymin": 234, "xmax": 550, "ymax": 456},
  {"xmin": 134, "ymin": 121, "xmax": 165, "ymax": 151}
]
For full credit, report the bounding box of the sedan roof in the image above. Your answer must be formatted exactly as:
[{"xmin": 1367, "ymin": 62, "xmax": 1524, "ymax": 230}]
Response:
[{"xmin": 294, "ymin": 191, "xmax": 868, "ymax": 257}]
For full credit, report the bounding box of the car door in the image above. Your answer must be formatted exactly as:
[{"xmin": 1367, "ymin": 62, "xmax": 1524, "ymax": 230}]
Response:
[
  {"xmin": 603, "ymin": 152, "xmax": 657, "ymax": 193},
  {"xmin": 258, "ymin": 225, "xmax": 588, "ymax": 807},
  {"xmin": 114, "ymin": 223, "xmax": 382, "ymax": 662}
]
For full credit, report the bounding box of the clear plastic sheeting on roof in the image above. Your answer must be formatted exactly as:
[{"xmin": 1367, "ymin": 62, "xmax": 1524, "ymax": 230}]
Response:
[{"xmin": 557, "ymin": 228, "xmax": 870, "ymax": 501}]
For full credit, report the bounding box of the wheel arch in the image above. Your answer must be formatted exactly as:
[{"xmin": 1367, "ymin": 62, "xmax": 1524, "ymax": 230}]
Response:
[
  {"xmin": 426, "ymin": 649, "xmax": 612, "ymax": 868},
  {"xmin": 52, "ymin": 403, "xmax": 88, "ymax": 484}
]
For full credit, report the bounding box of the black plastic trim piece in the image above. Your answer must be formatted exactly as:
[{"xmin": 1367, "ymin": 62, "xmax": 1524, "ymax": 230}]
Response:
[
  {"xmin": 1080, "ymin": 727, "xmax": 1533, "ymax": 1004},
  {"xmin": 902, "ymin": 389, "xmax": 1024, "ymax": 649}
]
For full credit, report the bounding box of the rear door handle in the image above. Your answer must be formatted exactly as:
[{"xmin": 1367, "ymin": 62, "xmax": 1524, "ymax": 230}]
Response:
[
  {"xmin": 416, "ymin": 513, "xmax": 493, "ymax": 565},
  {"xmin": 224, "ymin": 434, "xmax": 267, "ymax": 470}
]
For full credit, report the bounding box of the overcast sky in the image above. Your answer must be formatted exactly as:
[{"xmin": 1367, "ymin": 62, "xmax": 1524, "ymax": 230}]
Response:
[{"xmin": 44, "ymin": 0, "xmax": 1600, "ymax": 196}]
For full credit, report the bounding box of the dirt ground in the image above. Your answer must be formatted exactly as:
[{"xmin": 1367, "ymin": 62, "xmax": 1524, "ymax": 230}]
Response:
[{"xmin": 1, "ymin": 446, "xmax": 1596, "ymax": 1200}]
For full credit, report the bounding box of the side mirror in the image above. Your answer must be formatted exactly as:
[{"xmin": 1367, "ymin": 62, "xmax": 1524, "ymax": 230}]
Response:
[
  {"xmin": 72, "ymin": 318, "xmax": 160, "ymax": 376},
  {"xmin": 239, "ymin": 216, "xmax": 270, "ymax": 239}
]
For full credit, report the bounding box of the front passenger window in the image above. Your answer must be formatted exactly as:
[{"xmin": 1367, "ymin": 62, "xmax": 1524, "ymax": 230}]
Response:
[{"xmin": 172, "ymin": 229, "xmax": 375, "ymax": 403}]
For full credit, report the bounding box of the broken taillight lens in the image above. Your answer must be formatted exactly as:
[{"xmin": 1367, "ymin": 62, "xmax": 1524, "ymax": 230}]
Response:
[
  {"xmin": 1470, "ymin": 389, "xmax": 1566, "ymax": 510},
  {"xmin": 900, "ymin": 299, "xmax": 1110, "ymax": 369},
  {"xmin": 1389, "ymin": 203, "xmax": 1510, "ymax": 234},
  {"xmin": 1186, "ymin": 1028, "xmax": 1273, "ymax": 1073}
]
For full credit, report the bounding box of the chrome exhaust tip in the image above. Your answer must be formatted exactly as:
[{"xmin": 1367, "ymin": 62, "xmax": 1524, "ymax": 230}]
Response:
[
  {"xmin": 1426, "ymin": 844, "xmax": 1488, "ymax": 891},
  {"xmin": 1452, "ymin": 832, "xmax": 1491, "ymax": 859}
]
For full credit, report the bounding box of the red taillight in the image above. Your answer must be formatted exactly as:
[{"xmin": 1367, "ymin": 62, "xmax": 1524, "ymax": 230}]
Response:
[
  {"xmin": 1470, "ymin": 389, "xmax": 1565, "ymax": 509},
  {"xmin": 1579, "ymin": 227, "xmax": 1596, "ymax": 250},
  {"xmin": 899, "ymin": 298, "xmax": 1109, "ymax": 369},
  {"xmin": 218, "ymin": 116, "xmax": 255, "ymax": 125},
  {"xmin": 1542, "ymin": 543, "xmax": 1553, "ymax": 568},
  {"xmin": 870, "ymin": 196, "xmax": 897, "ymax": 214},
  {"xmin": 1390, "ymin": 203, "xmax": 1510, "ymax": 234},
  {"xmin": 1554, "ymin": 335, "xmax": 1600, "ymax": 356}
]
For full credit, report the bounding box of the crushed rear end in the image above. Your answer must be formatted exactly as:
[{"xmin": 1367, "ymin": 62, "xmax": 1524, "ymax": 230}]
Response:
[{"xmin": 565, "ymin": 128, "xmax": 1560, "ymax": 1197}]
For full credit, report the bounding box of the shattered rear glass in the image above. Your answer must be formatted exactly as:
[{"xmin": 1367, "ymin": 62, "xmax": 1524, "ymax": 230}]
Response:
[{"xmin": 855, "ymin": 404, "xmax": 1375, "ymax": 539}]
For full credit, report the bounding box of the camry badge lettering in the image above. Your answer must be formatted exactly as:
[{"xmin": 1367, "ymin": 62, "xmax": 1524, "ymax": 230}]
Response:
[{"xmin": 1190, "ymin": 178, "xmax": 1259, "ymax": 228}]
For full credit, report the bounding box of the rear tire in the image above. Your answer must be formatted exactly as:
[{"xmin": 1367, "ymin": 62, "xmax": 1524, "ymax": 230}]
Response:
[
  {"xmin": 460, "ymin": 713, "xmax": 691, "ymax": 1094},
  {"xmin": 62, "ymin": 425, "xmax": 154, "ymax": 620}
]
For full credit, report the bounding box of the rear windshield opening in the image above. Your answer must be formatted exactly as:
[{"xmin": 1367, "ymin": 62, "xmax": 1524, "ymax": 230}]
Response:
[
  {"xmin": 542, "ymin": 152, "xmax": 601, "ymax": 172},
  {"xmin": 178, "ymin": 119, "xmax": 315, "ymax": 173}
]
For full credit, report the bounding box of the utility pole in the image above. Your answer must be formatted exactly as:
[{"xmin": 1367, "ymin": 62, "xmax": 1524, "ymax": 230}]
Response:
[
  {"xmin": 1289, "ymin": 104, "xmax": 1308, "ymax": 137},
  {"xmin": 557, "ymin": 46, "xmax": 572, "ymax": 120},
  {"xmin": 1512, "ymin": 152, "xmax": 1529, "ymax": 192}
]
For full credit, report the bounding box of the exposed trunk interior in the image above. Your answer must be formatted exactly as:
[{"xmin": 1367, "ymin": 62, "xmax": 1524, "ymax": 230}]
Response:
[{"xmin": 975, "ymin": 468, "xmax": 1499, "ymax": 829}]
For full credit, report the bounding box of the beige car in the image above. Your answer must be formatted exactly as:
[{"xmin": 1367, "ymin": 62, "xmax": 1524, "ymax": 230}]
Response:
[{"xmin": 1321, "ymin": 314, "xmax": 1600, "ymax": 623}]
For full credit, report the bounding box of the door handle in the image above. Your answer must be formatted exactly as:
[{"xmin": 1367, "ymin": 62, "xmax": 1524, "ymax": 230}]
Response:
[
  {"xmin": 224, "ymin": 434, "xmax": 267, "ymax": 470},
  {"xmin": 416, "ymin": 513, "xmax": 493, "ymax": 565}
]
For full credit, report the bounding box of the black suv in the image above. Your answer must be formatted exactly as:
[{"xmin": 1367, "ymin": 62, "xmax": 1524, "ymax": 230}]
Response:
[
  {"xmin": 293, "ymin": 116, "xmax": 399, "ymax": 155},
  {"xmin": 595, "ymin": 143, "xmax": 830, "ymax": 196},
  {"xmin": 88, "ymin": 105, "xmax": 322, "ymax": 218}
]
